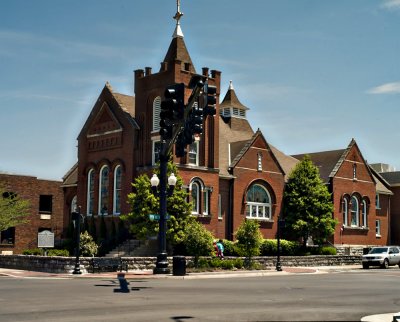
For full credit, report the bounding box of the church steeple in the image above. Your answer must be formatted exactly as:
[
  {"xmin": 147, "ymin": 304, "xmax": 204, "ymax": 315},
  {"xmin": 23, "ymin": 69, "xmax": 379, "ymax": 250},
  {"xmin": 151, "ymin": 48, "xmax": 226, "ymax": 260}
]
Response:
[
  {"xmin": 161, "ymin": 0, "xmax": 196, "ymax": 73},
  {"xmin": 220, "ymin": 81, "xmax": 249, "ymax": 119}
]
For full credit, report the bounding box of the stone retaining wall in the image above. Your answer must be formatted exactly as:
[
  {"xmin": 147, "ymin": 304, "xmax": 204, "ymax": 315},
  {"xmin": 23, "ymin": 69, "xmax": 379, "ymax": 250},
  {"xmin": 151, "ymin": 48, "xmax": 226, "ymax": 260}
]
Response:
[{"xmin": 0, "ymin": 254, "xmax": 362, "ymax": 274}]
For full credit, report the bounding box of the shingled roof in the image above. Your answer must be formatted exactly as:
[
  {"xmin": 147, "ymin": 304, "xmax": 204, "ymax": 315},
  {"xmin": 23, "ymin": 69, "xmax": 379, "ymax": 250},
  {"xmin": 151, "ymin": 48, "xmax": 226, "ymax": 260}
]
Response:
[
  {"xmin": 62, "ymin": 163, "xmax": 77, "ymax": 187},
  {"xmin": 220, "ymin": 81, "xmax": 249, "ymax": 111},
  {"xmin": 379, "ymin": 171, "xmax": 400, "ymax": 186}
]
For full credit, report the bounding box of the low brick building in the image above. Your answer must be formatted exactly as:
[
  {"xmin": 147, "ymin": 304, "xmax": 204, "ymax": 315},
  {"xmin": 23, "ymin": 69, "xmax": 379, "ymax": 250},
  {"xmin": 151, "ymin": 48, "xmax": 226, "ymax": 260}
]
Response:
[{"xmin": 0, "ymin": 173, "xmax": 64, "ymax": 254}]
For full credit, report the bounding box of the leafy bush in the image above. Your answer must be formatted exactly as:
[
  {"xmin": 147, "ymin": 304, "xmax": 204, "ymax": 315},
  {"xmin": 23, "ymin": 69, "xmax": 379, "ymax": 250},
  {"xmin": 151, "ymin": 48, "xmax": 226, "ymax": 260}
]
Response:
[
  {"xmin": 260, "ymin": 239, "xmax": 299, "ymax": 256},
  {"xmin": 183, "ymin": 221, "xmax": 214, "ymax": 267},
  {"xmin": 311, "ymin": 246, "xmax": 337, "ymax": 255},
  {"xmin": 235, "ymin": 220, "xmax": 263, "ymax": 264},
  {"xmin": 22, "ymin": 248, "xmax": 43, "ymax": 255},
  {"xmin": 222, "ymin": 240, "xmax": 239, "ymax": 256},
  {"xmin": 80, "ymin": 231, "xmax": 99, "ymax": 257},
  {"xmin": 47, "ymin": 249, "xmax": 70, "ymax": 257}
]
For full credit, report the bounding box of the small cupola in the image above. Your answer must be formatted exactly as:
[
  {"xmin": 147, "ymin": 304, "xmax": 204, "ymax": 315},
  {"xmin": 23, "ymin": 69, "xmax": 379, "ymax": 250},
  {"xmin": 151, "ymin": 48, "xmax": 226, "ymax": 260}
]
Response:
[{"xmin": 219, "ymin": 81, "xmax": 249, "ymax": 119}]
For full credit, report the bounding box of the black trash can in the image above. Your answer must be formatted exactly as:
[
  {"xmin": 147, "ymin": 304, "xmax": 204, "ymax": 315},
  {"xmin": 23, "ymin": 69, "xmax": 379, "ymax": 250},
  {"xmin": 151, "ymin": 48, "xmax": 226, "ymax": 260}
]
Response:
[{"xmin": 173, "ymin": 256, "xmax": 186, "ymax": 276}]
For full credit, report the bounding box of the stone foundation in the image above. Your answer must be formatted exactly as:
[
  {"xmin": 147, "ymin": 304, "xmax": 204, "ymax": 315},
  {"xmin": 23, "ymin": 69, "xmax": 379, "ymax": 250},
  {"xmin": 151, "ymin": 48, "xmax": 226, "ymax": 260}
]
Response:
[{"xmin": 0, "ymin": 254, "xmax": 361, "ymax": 274}]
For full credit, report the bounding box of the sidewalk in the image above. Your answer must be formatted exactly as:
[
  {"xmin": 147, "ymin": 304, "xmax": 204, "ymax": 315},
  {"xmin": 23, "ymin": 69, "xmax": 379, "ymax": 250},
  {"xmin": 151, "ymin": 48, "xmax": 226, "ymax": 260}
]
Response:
[{"xmin": 0, "ymin": 264, "xmax": 358, "ymax": 279}]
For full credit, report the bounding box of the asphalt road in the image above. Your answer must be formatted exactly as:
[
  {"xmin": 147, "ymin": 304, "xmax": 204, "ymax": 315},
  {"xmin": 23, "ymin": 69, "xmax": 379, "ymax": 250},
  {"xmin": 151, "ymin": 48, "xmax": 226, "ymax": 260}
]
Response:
[{"xmin": 0, "ymin": 268, "xmax": 399, "ymax": 321}]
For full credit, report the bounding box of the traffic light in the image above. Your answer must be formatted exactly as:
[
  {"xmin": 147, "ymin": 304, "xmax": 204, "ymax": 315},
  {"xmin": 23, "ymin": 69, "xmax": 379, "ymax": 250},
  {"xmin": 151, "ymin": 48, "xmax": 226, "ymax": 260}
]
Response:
[
  {"xmin": 163, "ymin": 83, "xmax": 185, "ymax": 123},
  {"xmin": 203, "ymin": 84, "xmax": 217, "ymax": 116},
  {"xmin": 191, "ymin": 104, "xmax": 203, "ymax": 135},
  {"xmin": 175, "ymin": 132, "xmax": 188, "ymax": 158},
  {"xmin": 160, "ymin": 100, "xmax": 173, "ymax": 140}
]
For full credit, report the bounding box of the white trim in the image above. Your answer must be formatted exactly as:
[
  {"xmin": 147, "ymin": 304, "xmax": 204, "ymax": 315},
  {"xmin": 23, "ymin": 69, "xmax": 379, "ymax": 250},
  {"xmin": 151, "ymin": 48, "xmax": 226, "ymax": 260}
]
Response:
[
  {"xmin": 87, "ymin": 129, "xmax": 122, "ymax": 138},
  {"xmin": 87, "ymin": 169, "xmax": 94, "ymax": 216},
  {"xmin": 113, "ymin": 165, "xmax": 122, "ymax": 215},
  {"xmin": 334, "ymin": 176, "xmax": 373, "ymax": 183}
]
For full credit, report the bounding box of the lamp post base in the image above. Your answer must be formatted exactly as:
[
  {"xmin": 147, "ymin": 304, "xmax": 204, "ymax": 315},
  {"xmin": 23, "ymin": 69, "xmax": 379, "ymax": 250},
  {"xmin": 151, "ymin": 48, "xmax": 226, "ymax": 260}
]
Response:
[
  {"xmin": 72, "ymin": 265, "xmax": 82, "ymax": 275},
  {"xmin": 153, "ymin": 252, "xmax": 170, "ymax": 274}
]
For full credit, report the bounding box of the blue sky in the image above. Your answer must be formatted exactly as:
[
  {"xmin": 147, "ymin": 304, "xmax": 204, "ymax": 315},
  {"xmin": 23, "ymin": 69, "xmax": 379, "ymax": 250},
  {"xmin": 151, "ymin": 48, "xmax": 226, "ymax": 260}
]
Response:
[{"xmin": 0, "ymin": 0, "xmax": 399, "ymax": 180}]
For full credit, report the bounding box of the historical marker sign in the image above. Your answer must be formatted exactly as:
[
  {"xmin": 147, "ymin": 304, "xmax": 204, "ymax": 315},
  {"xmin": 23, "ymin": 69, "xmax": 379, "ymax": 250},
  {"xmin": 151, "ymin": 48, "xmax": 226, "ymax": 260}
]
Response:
[{"xmin": 38, "ymin": 230, "xmax": 54, "ymax": 248}]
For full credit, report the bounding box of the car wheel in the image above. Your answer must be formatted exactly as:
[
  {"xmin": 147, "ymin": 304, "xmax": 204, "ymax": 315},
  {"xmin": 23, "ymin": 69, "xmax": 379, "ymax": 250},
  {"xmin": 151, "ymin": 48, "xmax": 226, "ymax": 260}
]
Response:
[
  {"xmin": 362, "ymin": 263, "xmax": 369, "ymax": 269},
  {"xmin": 381, "ymin": 259, "xmax": 389, "ymax": 269}
]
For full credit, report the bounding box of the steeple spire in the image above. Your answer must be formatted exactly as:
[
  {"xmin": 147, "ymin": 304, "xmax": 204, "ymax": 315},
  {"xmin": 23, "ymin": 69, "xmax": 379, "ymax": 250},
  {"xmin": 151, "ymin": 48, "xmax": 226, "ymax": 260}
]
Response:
[{"xmin": 172, "ymin": 0, "xmax": 184, "ymax": 38}]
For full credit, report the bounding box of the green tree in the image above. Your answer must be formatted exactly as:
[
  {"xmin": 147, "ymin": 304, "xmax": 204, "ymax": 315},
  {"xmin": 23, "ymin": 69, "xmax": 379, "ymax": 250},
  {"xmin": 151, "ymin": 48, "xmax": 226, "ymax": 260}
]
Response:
[
  {"xmin": 283, "ymin": 155, "xmax": 337, "ymax": 247},
  {"xmin": 183, "ymin": 220, "xmax": 214, "ymax": 267},
  {"xmin": 0, "ymin": 183, "xmax": 30, "ymax": 232},
  {"xmin": 122, "ymin": 159, "xmax": 193, "ymax": 248},
  {"xmin": 235, "ymin": 220, "xmax": 263, "ymax": 267}
]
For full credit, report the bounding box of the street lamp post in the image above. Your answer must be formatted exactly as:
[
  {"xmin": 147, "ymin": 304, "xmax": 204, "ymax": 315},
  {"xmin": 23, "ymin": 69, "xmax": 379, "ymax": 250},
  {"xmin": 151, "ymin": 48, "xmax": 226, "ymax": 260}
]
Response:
[
  {"xmin": 151, "ymin": 156, "xmax": 177, "ymax": 274},
  {"xmin": 276, "ymin": 216, "xmax": 284, "ymax": 272},
  {"xmin": 72, "ymin": 207, "xmax": 83, "ymax": 275}
]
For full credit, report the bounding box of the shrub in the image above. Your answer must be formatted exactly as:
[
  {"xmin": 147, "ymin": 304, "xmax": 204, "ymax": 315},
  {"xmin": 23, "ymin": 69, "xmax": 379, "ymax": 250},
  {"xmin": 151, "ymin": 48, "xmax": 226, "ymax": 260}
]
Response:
[
  {"xmin": 80, "ymin": 231, "xmax": 99, "ymax": 257},
  {"xmin": 260, "ymin": 239, "xmax": 277, "ymax": 256},
  {"xmin": 183, "ymin": 221, "xmax": 214, "ymax": 267},
  {"xmin": 222, "ymin": 240, "xmax": 239, "ymax": 256},
  {"xmin": 47, "ymin": 249, "xmax": 70, "ymax": 257},
  {"xmin": 22, "ymin": 248, "xmax": 43, "ymax": 255},
  {"xmin": 235, "ymin": 220, "xmax": 263, "ymax": 266},
  {"xmin": 260, "ymin": 239, "xmax": 299, "ymax": 256},
  {"xmin": 314, "ymin": 246, "xmax": 337, "ymax": 255}
]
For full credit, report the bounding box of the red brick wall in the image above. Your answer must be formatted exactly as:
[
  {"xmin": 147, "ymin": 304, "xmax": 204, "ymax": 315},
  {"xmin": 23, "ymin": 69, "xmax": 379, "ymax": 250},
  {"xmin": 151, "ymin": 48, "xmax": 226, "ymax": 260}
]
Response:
[
  {"xmin": 331, "ymin": 144, "xmax": 389, "ymax": 246},
  {"xmin": 231, "ymin": 136, "xmax": 285, "ymax": 239},
  {"xmin": 0, "ymin": 174, "xmax": 63, "ymax": 254}
]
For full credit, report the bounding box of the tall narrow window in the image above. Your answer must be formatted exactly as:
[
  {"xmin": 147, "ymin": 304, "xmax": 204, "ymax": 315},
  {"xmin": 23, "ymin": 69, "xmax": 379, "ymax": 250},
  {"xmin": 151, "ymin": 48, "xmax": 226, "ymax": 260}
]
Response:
[
  {"xmin": 343, "ymin": 198, "xmax": 348, "ymax": 226},
  {"xmin": 376, "ymin": 219, "xmax": 381, "ymax": 236},
  {"xmin": 152, "ymin": 140, "xmax": 161, "ymax": 165},
  {"xmin": 353, "ymin": 163, "xmax": 357, "ymax": 180},
  {"xmin": 113, "ymin": 165, "xmax": 122, "ymax": 215},
  {"xmin": 153, "ymin": 96, "xmax": 161, "ymax": 132},
  {"xmin": 257, "ymin": 153, "xmax": 262, "ymax": 171},
  {"xmin": 350, "ymin": 196, "xmax": 359, "ymax": 227},
  {"xmin": 188, "ymin": 141, "xmax": 199, "ymax": 166},
  {"xmin": 361, "ymin": 200, "xmax": 368, "ymax": 227},
  {"xmin": 218, "ymin": 194, "xmax": 222, "ymax": 219},
  {"xmin": 99, "ymin": 165, "xmax": 109, "ymax": 215},
  {"xmin": 191, "ymin": 182, "xmax": 200, "ymax": 214},
  {"xmin": 87, "ymin": 169, "xmax": 94, "ymax": 215},
  {"xmin": 71, "ymin": 195, "xmax": 77, "ymax": 213},
  {"xmin": 245, "ymin": 184, "xmax": 272, "ymax": 220},
  {"xmin": 202, "ymin": 189, "xmax": 209, "ymax": 216},
  {"xmin": 376, "ymin": 193, "xmax": 380, "ymax": 209}
]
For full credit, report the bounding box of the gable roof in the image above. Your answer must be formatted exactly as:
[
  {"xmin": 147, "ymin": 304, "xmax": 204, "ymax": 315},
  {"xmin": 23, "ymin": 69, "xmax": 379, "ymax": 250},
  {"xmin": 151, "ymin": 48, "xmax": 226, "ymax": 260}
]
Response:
[
  {"xmin": 379, "ymin": 171, "xmax": 400, "ymax": 187},
  {"xmin": 292, "ymin": 139, "xmax": 375, "ymax": 184},
  {"xmin": 229, "ymin": 129, "xmax": 295, "ymax": 180},
  {"xmin": 369, "ymin": 166, "xmax": 393, "ymax": 194},
  {"xmin": 78, "ymin": 82, "xmax": 139, "ymax": 139},
  {"xmin": 62, "ymin": 163, "xmax": 78, "ymax": 187}
]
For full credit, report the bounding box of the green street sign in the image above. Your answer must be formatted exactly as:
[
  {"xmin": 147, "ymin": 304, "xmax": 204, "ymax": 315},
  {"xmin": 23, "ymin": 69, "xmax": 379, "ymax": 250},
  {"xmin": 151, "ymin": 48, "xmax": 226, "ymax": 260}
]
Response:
[{"xmin": 149, "ymin": 214, "xmax": 170, "ymax": 221}]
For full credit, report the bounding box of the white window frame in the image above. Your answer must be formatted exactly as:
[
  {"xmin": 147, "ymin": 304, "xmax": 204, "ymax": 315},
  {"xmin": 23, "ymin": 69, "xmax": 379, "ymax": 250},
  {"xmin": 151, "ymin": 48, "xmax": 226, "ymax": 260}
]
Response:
[
  {"xmin": 98, "ymin": 165, "xmax": 109, "ymax": 215},
  {"xmin": 376, "ymin": 219, "xmax": 381, "ymax": 237},
  {"xmin": 376, "ymin": 193, "xmax": 381, "ymax": 209},
  {"xmin": 87, "ymin": 169, "xmax": 95, "ymax": 216},
  {"xmin": 343, "ymin": 198, "xmax": 348, "ymax": 226},
  {"xmin": 152, "ymin": 96, "xmax": 161, "ymax": 132},
  {"xmin": 202, "ymin": 188, "xmax": 209, "ymax": 216},
  {"xmin": 188, "ymin": 141, "xmax": 199, "ymax": 166},
  {"xmin": 257, "ymin": 152, "xmax": 262, "ymax": 172},
  {"xmin": 245, "ymin": 184, "xmax": 272, "ymax": 220},
  {"xmin": 361, "ymin": 199, "xmax": 367, "ymax": 228},
  {"xmin": 218, "ymin": 194, "xmax": 222, "ymax": 219},
  {"xmin": 191, "ymin": 181, "xmax": 200, "ymax": 215},
  {"xmin": 113, "ymin": 165, "xmax": 122, "ymax": 215},
  {"xmin": 71, "ymin": 195, "xmax": 77, "ymax": 214},
  {"xmin": 350, "ymin": 196, "xmax": 359, "ymax": 227}
]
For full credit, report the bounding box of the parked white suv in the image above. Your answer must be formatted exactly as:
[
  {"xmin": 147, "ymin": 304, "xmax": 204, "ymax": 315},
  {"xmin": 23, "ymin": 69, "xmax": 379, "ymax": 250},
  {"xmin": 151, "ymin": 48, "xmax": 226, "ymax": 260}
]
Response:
[{"xmin": 362, "ymin": 246, "xmax": 400, "ymax": 269}]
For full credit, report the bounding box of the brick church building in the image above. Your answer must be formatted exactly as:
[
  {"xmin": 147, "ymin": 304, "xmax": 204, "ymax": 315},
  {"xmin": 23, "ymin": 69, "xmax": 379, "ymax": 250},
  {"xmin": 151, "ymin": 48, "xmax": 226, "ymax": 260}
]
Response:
[{"xmin": 62, "ymin": 4, "xmax": 392, "ymax": 251}]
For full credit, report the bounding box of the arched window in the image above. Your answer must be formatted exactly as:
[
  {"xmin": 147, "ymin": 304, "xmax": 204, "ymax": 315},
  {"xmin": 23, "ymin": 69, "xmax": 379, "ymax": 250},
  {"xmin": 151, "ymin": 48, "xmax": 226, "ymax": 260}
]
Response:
[
  {"xmin": 99, "ymin": 165, "xmax": 109, "ymax": 215},
  {"xmin": 87, "ymin": 169, "xmax": 95, "ymax": 216},
  {"xmin": 343, "ymin": 198, "xmax": 348, "ymax": 226},
  {"xmin": 113, "ymin": 165, "xmax": 122, "ymax": 215},
  {"xmin": 245, "ymin": 184, "xmax": 272, "ymax": 220},
  {"xmin": 71, "ymin": 195, "xmax": 77, "ymax": 214},
  {"xmin": 191, "ymin": 181, "xmax": 200, "ymax": 215},
  {"xmin": 362, "ymin": 199, "xmax": 368, "ymax": 227},
  {"xmin": 153, "ymin": 96, "xmax": 161, "ymax": 132},
  {"xmin": 350, "ymin": 196, "xmax": 359, "ymax": 226}
]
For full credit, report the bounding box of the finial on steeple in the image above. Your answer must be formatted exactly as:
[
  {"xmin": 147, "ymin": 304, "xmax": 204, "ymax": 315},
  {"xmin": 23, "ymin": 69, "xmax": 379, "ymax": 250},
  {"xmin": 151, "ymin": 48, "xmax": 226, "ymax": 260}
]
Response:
[
  {"xmin": 229, "ymin": 80, "xmax": 234, "ymax": 90},
  {"xmin": 172, "ymin": 0, "xmax": 184, "ymax": 38}
]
